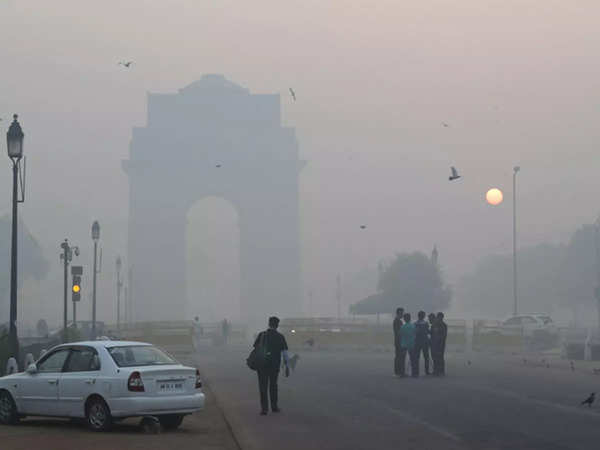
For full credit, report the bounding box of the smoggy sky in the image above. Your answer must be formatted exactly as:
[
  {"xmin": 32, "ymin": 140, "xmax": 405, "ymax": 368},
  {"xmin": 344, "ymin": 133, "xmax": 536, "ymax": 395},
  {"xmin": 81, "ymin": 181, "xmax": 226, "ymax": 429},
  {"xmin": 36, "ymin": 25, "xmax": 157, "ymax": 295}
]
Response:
[{"xmin": 1, "ymin": 0, "xmax": 600, "ymax": 323}]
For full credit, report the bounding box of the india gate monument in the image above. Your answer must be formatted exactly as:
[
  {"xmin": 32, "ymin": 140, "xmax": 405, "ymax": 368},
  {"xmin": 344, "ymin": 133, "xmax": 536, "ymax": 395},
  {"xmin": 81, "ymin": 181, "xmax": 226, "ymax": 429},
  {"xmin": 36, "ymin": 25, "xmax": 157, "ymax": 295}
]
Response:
[{"xmin": 123, "ymin": 74, "xmax": 303, "ymax": 323}]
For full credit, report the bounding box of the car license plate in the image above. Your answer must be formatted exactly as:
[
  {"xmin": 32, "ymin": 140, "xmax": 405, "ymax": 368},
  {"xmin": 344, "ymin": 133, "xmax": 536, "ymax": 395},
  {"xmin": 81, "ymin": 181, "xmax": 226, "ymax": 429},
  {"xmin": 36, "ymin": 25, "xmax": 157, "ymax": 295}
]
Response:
[{"xmin": 158, "ymin": 381, "xmax": 184, "ymax": 392}]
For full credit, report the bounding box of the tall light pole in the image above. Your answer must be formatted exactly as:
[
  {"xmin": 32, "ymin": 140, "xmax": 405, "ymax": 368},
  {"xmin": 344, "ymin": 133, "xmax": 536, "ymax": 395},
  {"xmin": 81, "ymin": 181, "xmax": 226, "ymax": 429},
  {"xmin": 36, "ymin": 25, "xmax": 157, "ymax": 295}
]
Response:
[
  {"xmin": 128, "ymin": 266, "xmax": 133, "ymax": 324},
  {"xmin": 116, "ymin": 256, "xmax": 122, "ymax": 331},
  {"xmin": 91, "ymin": 221, "xmax": 100, "ymax": 338},
  {"xmin": 6, "ymin": 114, "xmax": 25, "ymax": 363},
  {"xmin": 512, "ymin": 166, "xmax": 520, "ymax": 316},
  {"xmin": 336, "ymin": 274, "xmax": 342, "ymax": 321},
  {"xmin": 594, "ymin": 217, "xmax": 600, "ymax": 331}
]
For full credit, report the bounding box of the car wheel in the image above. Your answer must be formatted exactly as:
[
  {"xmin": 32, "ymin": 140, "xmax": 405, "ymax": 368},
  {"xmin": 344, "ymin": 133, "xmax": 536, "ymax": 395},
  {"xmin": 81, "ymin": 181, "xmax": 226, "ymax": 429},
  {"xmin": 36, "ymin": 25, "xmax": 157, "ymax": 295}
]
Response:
[
  {"xmin": 0, "ymin": 390, "xmax": 19, "ymax": 425},
  {"xmin": 86, "ymin": 397, "xmax": 112, "ymax": 432},
  {"xmin": 158, "ymin": 414, "xmax": 184, "ymax": 430}
]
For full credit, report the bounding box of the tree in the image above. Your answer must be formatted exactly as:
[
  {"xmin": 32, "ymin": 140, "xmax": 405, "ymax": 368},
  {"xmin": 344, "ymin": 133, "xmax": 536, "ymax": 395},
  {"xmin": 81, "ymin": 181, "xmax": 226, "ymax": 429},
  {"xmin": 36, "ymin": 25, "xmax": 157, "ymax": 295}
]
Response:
[{"xmin": 350, "ymin": 252, "xmax": 451, "ymax": 315}]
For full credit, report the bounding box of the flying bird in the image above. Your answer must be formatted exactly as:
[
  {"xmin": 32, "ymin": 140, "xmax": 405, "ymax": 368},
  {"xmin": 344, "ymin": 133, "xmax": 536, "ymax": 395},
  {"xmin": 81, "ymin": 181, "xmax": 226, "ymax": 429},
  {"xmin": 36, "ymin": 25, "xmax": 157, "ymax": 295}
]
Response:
[
  {"xmin": 449, "ymin": 166, "xmax": 461, "ymax": 181},
  {"xmin": 215, "ymin": 164, "xmax": 222, "ymax": 168},
  {"xmin": 442, "ymin": 122, "xmax": 449, "ymax": 127},
  {"xmin": 360, "ymin": 225, "xmax": 367, "ymax": 230},
  {"xmin": 581, "ymin": 392, "xmax": 595, "ymax": 407},
  {"xmin": 289, "ymin": 88, "xmax": 296, "ymax": 101},
  {"xmin": 118, "ymin": 61, "xmax": 133, "ymax": 68}
]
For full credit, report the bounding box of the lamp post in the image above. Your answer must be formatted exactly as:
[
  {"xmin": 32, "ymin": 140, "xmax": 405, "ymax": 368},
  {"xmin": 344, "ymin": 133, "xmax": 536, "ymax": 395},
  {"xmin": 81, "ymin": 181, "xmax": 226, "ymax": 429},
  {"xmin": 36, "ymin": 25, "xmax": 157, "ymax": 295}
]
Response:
[
  {"xmin": 91, "ymin": 221, "xmax": 100, "ymax": 338},
  {"xmin": 594, "ymin": 217, "xmax": 600, "ymax": 331},
  {"xmin": 6, "ymin": 114, "xmax": 25, "ymax": 363},
  {"xmin": 116, "ymin": 256, "xmax": 122, "ymax": 331},
  {"xmin": 512, "ymin": 166, "xmax": 520, "ymax": 316}
]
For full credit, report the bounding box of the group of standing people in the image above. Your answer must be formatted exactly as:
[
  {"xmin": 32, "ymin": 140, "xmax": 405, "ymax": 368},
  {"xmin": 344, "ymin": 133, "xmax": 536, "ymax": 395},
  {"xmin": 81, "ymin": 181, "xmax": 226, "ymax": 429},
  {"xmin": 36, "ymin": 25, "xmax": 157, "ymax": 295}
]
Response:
[{"xmin": 393, "ymin": 308, "xmax": 447, "ymax": 377}]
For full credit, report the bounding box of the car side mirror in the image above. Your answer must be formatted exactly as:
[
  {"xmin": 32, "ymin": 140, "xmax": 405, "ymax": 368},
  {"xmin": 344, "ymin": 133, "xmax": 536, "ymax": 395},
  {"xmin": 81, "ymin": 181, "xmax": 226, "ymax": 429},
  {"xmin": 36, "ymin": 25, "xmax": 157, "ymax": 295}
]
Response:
[{"xmin": 26, "ymin": 363, "xmax": 38, "ymax": 374}]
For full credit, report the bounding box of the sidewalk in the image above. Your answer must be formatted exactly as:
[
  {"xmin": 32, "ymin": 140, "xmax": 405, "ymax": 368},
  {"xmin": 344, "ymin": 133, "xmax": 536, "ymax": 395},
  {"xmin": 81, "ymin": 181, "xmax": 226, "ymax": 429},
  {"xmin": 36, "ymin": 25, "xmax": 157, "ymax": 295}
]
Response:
[{"xmin": 0, "ymin": 383, "xmax": 239, "ymax": 450}]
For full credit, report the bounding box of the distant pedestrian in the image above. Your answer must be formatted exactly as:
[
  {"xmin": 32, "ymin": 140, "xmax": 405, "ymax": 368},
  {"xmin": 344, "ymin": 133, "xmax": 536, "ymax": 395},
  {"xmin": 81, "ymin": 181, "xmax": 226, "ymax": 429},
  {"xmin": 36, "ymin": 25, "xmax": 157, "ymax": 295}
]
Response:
[
  {"xmin": 399, "ymin": 313, "xmax": 418, "ymax": 377},
  {"xmin": 254, "ymin": 316, "xmax": 290, "ymax": 415},
  {"xmin": 414, "ymin": 311, "xmax": 431, "ymax": 376},
  {"xmin": 193, "ymin": 316, "xmax": 203, "ymax": 350},
  {"xmin": 222, "ymin": 319, "xmax": 230, "ymax": 344},
  {"xmin": 393, "ymin": 307, "xmax": 404, "ymax": 376},
  {"xmin": 430, "ymin": 312, "xmax": 448, "ymax": 376}
]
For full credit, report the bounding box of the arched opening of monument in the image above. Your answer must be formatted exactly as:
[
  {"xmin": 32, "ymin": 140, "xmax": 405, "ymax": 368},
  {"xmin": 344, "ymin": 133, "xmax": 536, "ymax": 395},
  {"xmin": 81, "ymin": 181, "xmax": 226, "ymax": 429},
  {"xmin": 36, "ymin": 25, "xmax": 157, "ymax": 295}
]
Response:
[{"xmin": 186, "ymin": 197, "xmax": 241, "ymax": 323}]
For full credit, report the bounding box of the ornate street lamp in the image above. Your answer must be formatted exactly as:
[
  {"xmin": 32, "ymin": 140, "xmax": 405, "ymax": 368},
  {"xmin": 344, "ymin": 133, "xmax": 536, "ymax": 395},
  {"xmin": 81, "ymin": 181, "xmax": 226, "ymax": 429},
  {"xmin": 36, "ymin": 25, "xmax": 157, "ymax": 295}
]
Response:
[{"xmin": 6, "ymin": 114, "xmax": 25, "ymax": 365}]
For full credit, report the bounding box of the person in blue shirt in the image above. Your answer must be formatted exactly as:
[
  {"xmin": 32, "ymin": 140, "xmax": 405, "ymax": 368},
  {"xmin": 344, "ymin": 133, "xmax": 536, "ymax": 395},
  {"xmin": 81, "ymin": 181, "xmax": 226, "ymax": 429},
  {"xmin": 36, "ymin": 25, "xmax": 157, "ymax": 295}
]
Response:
[{"xmin": 399, "ymin": 313, "xmax": 418, "ymax": 377}]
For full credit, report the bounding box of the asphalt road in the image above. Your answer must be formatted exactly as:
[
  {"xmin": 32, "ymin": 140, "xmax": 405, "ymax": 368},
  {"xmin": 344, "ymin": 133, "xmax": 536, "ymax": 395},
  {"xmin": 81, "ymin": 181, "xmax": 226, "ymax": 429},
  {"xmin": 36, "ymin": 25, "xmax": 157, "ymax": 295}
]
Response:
[{"xmin": 193, "ymin": 348, "xmax": 600, "ymax": 450}]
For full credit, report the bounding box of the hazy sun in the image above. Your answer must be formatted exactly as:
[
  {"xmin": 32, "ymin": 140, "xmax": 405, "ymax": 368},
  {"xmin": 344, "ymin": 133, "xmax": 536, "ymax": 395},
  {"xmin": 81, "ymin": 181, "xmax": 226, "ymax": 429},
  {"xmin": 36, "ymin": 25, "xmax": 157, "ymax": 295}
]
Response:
[{"xmin": 486, "ymin": 188, "xmax": 503, "ymax": 206}]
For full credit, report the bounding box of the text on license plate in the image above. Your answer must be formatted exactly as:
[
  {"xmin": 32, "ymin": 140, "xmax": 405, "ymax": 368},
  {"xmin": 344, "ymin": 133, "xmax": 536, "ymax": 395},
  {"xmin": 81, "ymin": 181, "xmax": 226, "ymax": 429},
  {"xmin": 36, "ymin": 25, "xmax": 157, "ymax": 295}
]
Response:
[{"xmin": 158, "ymin": 381, "xmax": 184, "ymax": 392}]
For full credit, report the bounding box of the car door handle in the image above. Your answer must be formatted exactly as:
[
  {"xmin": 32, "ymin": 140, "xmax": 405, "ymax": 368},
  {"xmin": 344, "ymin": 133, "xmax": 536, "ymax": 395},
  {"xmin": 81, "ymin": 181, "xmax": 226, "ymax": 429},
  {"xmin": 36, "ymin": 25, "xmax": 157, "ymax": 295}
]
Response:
[
  {"xmin": 48, "ymin": 379, "xmax": 58, "ymax": 385},
  {"xmin": 85, "ymin": 379, "xmax": 96, "ymax": 385}
]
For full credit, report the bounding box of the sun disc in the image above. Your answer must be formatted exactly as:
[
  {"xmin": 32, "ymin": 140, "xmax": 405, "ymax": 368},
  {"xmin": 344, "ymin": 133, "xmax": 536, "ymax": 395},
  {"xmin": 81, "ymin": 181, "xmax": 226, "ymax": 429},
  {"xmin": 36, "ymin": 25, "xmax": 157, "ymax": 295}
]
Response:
[{"xmin": 486, "ymin": 188, "xmax": 503, "ymax": 206}]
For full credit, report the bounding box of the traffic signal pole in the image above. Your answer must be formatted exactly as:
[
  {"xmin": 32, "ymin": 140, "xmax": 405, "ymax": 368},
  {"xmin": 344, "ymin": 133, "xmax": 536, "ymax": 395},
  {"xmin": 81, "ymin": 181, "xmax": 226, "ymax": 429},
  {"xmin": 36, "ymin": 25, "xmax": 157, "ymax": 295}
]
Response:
[
  {"xmin": 71, "ymin": 266, "xmax": 83, "ymax": 328},
  {"xmin": 60, "ymin": 239, "xmax": 79, "ymax": 343}
]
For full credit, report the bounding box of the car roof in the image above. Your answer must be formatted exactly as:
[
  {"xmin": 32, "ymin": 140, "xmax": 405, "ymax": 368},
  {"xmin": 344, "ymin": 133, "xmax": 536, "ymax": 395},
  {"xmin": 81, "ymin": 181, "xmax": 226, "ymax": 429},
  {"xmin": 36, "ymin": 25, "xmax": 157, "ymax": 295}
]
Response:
[{"xmin": 53, "ymin": 340, "xmax": 153, "ymax": 350}]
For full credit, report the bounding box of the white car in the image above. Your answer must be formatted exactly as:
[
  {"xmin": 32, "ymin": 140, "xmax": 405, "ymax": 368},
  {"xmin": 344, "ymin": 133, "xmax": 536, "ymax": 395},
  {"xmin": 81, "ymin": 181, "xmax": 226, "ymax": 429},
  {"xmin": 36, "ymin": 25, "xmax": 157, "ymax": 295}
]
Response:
[
  {"xmin": 0, "ymin": 340, "xmax": 204, "ymax": 431},
  {"xmin": 499, "ymin": 314, "xmax": 557, "ymax": 337}
]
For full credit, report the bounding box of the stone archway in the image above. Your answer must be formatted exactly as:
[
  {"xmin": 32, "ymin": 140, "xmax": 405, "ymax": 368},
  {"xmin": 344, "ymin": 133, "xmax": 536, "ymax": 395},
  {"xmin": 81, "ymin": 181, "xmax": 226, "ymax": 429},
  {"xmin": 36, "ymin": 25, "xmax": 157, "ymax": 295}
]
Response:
[{"xmin": 123, "ymin": 74, "xmax": 303, "ymax": 323}]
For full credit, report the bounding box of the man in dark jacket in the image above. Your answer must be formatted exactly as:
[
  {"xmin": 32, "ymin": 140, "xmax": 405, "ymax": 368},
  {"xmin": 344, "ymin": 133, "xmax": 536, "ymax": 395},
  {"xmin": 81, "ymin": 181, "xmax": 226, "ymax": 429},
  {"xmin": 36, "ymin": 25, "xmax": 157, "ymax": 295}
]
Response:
[
  {"xmin": 254, "ymin": 316, "xmax": 289, "ymax": 415},
  {"xmin": 430, "ymin": 312, "xmax": 448, "ymax": 376},
  {"xmin": 414, "ymin": 311, "xmax": 431, "ymax": 376},
  {"xmin": 393, "ymin": 307, "xmax": 404, "ymax": 376}
]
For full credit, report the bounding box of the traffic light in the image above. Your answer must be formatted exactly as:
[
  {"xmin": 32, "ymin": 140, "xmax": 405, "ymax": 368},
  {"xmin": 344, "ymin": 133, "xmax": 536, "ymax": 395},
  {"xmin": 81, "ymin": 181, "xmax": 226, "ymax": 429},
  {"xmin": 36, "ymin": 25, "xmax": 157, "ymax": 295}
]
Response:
[{"xmin": 72, "ymin": 274, "xmax": 82, "ymax": 302}]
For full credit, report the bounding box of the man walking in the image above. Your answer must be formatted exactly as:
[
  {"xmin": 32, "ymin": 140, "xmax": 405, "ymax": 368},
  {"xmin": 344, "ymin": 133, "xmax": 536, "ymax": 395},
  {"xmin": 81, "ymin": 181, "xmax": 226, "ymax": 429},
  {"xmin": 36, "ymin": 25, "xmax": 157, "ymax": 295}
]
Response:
[
  {"xmin": 393, "ymin": 307, "xmax": 404, "ymax": 376},
  {"xmin": 254, "ymin": 316, "xmax": 290, "ymax": 415},
  {"xmin": 414, "ymin": 311, "xmax": 431, "ymax": 375},
  {"xmin": 399, "ymin": 313, "xmax": 417, "ymax": 377}
]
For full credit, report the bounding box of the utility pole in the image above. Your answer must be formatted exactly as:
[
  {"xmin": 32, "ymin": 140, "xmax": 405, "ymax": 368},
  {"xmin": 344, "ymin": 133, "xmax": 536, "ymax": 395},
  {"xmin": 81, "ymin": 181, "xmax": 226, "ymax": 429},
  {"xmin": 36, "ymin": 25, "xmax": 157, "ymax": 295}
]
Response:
[
  {"xmin": 512, "ymin": 167, "xmax": 517, "ymax": 316},
  {"xmin": 594, "ymin": 218, "xmax": 600, "ymax": 331},
  {"xmin": 91, "ymin": 221, "xmax": 101, "ymax": 339},
  {"xmin": 336, "ymin": 274, "xmax": 342, "ymax": 321},
  {"xmin": 128, "ymin": 266, "xmax": 133, "ymax": 325},
  {"xmin": 124, "ymin": 286, "xmax": 128, "ymax": 326},
  {"xmin": 116, "ymin": 256, "xmax": 123, "ymax": 331}
]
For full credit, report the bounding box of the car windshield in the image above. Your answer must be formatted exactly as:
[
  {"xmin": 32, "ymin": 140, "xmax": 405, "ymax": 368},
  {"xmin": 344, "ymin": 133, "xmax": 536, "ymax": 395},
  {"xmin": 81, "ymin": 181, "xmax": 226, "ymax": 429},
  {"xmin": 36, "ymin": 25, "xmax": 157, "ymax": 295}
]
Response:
[{"xmin": 107, "ymin": 345, "xmax": 177, "ymax": 367}]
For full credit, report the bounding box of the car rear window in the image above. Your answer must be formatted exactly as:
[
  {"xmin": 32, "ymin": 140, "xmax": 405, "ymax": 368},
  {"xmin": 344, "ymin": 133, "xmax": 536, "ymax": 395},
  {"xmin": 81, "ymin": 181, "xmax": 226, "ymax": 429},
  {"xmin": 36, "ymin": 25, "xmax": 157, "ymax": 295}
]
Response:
[{"xmin": 107, "ymin": 345, "xmax": 177, "ymax": 367}]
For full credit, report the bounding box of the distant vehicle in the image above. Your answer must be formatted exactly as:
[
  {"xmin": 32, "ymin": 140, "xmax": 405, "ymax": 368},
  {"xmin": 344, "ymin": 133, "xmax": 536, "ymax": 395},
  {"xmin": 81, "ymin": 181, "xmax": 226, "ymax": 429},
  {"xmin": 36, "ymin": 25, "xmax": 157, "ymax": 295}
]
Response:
[
  {"xmin": 498, "ymin": 314, "xmax": 557, "ymax": 337},
  {"xmin": 0, "ymin": 340, "xmax": 204, "ymax": 431}
]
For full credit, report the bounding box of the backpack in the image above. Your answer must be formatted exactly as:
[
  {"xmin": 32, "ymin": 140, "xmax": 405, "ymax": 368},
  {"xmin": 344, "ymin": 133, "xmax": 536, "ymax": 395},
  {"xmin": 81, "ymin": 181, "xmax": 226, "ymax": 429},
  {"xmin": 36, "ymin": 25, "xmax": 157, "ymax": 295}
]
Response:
[{"xmin": 246, "ymin": 331, "xmax": 269, "ymax": 371}]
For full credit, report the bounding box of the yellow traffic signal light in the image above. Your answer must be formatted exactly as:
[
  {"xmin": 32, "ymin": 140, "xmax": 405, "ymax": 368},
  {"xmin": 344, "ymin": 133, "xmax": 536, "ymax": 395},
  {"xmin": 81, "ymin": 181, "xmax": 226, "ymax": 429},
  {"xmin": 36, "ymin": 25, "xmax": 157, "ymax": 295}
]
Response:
[{"xmin": 72, "ymin": 274, "xmax": 82, "ymax": 302}]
